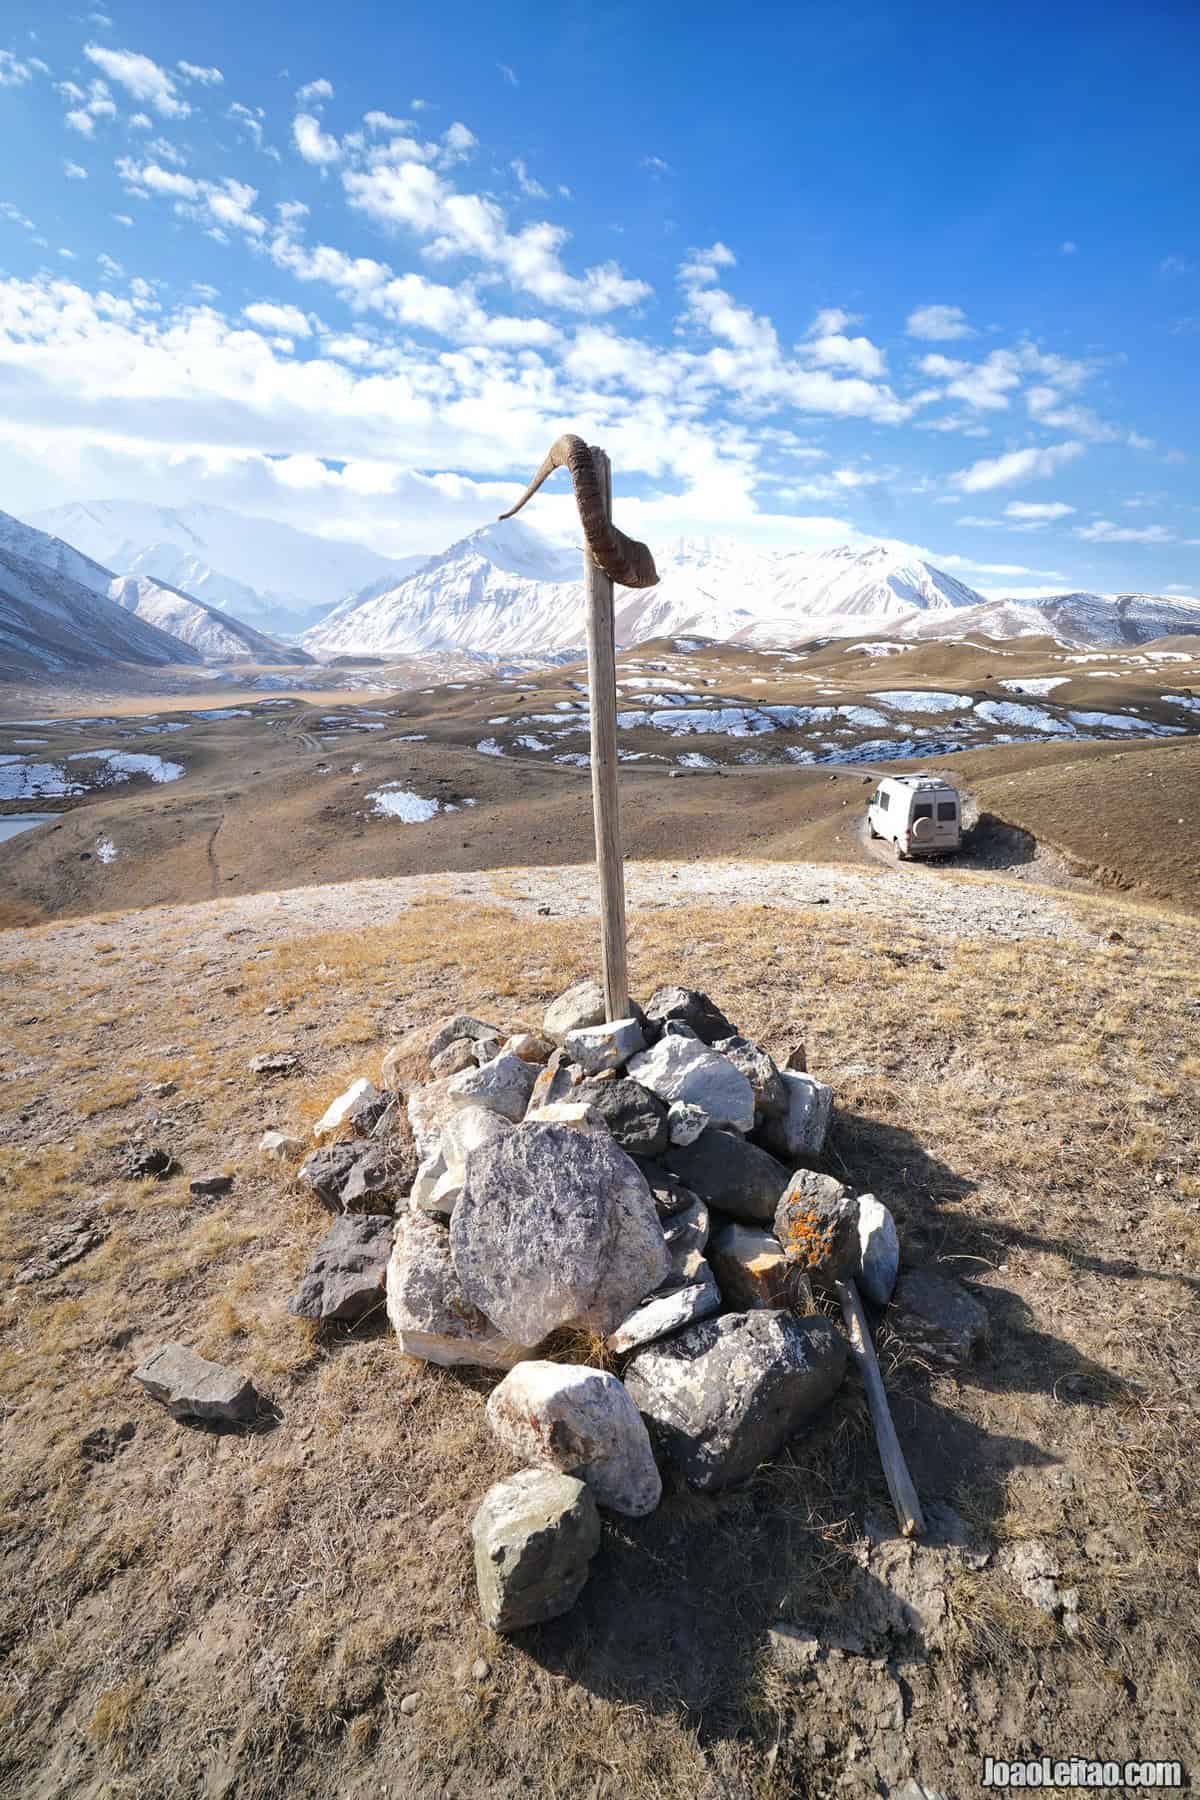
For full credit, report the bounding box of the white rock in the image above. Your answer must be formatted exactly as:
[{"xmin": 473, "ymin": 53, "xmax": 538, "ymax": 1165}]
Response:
[
  {"xmin": 386, "ymin": 1211, "xmax": 527, "ymax": 1369},
  {"xmin": 441, "ymin": 1104, "xmax": 516, "ymax": 1173},
  {"xmin": 313, "ymin": 1077, "xmax": 378, "ymax": 1142},
  {"xmin": 762, "ymin": 1070, "xmax": 834, "ymax": 1163},
  {"xmin": 406, "ymin": 1076, "xmax": 460, "ymax": 1159},
  {"xmin": 524, "ymin": 1101, "xmax": 606, "ymax": 1131},
  {"xmin": 258, "ymin": 1129, "xmax": 303, "ymax": 1161},
  {"xmin": 668, "ymin": 1101, "xmax": 709, "ymax": 1147},
  {"xmin": 562, "ymin": 1017, "xmax": 646, "ymax": 1075},
  {"xmin": 486, "ymin": 1361, "xmax": 661, "ymax": 1516},
  {"xmin": 626, "ymin": 1036, "xmax": 755, "ymax": 1134},
  {"xmin": 855, "ymin": 1193, "xmax": 900, "ymax": 1306},
  {"xmin": 447, "ymin": 1051, "xmax": 537, "ymax": 1124},
  {"xmin": 607, "ymin": 1260, "xmax": 721, "ymax": 1354}
]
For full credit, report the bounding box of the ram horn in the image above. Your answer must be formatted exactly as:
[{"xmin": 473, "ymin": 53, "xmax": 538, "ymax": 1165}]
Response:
[{"xmin": 498, "ymin": 433, "xmax": 658, "ymax": 589}]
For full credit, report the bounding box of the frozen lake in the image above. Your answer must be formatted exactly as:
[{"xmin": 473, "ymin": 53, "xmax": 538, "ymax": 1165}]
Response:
[{"xmin": 0, "ymin": 812, "xmax": 57, "ymax": 843}]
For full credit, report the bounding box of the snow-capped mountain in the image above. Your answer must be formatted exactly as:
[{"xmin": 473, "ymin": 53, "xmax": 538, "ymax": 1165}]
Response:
[
  {"xmin": 107, "ymin": 574, "xmax": 313, "ymax": 664},
  {"xmin": 900, "ymin": 590, "xmax": 1200, "ymax": 648},
  {"xmin": 306, "ymin": 519, "xmax": 586, "ymax": 657},
  {"xmin": 304, "ymin": 523, "xmax": 986, "ymax": 657},
  {"xmin": 29, "ymin": 500, "xmax": 421, "ymax": 636},
  {"xmin": 0, "ymin": 532, "xmax": 204, "ymax": 675}
]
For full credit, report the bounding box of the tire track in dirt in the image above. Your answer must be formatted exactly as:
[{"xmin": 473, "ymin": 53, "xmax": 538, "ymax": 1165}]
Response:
[{"xmin": 204, "ymin": 812, "xmax": 225, "ymax": 895}]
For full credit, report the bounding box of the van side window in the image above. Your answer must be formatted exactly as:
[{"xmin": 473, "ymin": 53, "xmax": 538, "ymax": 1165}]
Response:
[
  {"xmin": 912, "ymin": 803, "xmax": 933, "ymax": 821},
  {"xmin": 937, "ymin": 801, "xmax": 957, "ymax": 821},
  {"xmin": 877, "ymin": 790, "xmax": 889, "ymax": 811}
]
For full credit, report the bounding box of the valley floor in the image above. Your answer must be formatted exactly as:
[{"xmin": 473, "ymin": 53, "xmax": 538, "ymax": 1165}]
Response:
[{"xmin": 1, "ymin": 859, "xmax": 1198, "ymax": 1797}]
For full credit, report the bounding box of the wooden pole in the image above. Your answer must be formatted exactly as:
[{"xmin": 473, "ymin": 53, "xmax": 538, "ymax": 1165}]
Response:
[
  {"xmin": 584, "ymin": 446, "xmax": 629, "ymax": 1022},
  {"xmin": 835, "ymin": 1276, "xmax": 925, "ymax": 1538}
]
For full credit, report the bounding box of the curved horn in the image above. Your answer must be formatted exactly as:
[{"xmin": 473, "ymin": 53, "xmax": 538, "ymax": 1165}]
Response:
[{"xmin": 498, "ymin": 433, "xmax": 659, "ymax": 590}]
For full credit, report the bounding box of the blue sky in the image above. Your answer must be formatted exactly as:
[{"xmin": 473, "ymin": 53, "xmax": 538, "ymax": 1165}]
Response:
[{"xmin": 0, "ymin": 0, "xmax": 1196, "ymax": 597}]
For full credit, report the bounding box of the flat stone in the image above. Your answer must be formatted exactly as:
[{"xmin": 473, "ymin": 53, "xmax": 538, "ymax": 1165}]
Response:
[
  {"xmin": 340, "ymin": 1140, "xmax": 419, "ymax": 1213},
  {"xmin": 607, "ymin": 1259, "xmax": 721, "ymax": 1353},
  {"xmin": 713, "ymin": 1035, "xmax": 788, "ymax": 1119},
  {"xmin": 386, "ymin": 1211, "xmax": 526, "ymax": 1368},
  {"xmin": 450, "ymin": 1122, "xmax": 670, "ymax": 1346},
  {"xmin": 543, "ymin": 978, "xmax": 606, "ymax": 1041},
  {"xmin": 189, "ymin": 1174, "xmax": 233, "ymax": 1198},
  {"xmin": 774, "ymin": 1171, "xmax": 860, "ymax": 1287},
  {"xmin": 429, "ymin": 1039, "xmax": 479, "ymax": 1078},
  {"xmin": 486, "ymin": 1361, "xmax": 661, "ymax": 1516},
  {"xmin": 15, "ymin": 1216, "xmax": 105, "ymax": 1284},
  {"xmin": 562, "ymin": 1017, "xmax": 646, "ymax": 1076},
  {"xmin": 249, "ymin": 1053, "xmax": 298, "ymax": 1077},
  {"xmin": 446, "ymin": 1052, "xmax": 536, "ymax": 1124},
  {"xmin": 572, "ymin": 1077, "xmax": 668, "ymax": 1157},
  {"xmin": 133, "ymin": 1343, "xmax": 259, "ymax": 1425},
  {"xmin": 259, "ymin": 1130, "xmax": 303, "ymax": 1161},
  {"xmin": 428, "ymin": 1013, "xmax": 501, "ymax": 1061},
  {"xmin": 471, "ymin": 1469, "xmax": 601, "ymax": 1632},
  {"xmin": 762, "ymin": 1070, "xmax": 834, "ymax": 1163},
  {"xmin": 667, "ymin": 1100, "xmax": 708, "ymax": 1146},
  {"xmin": 891, "ymin": 1270, "xmax": 988, "ymax": 1365},
  {"xmin": 642, "ymin": 986, "xmax": 735, "ymax": 1047},
  {"xmin": 626, "ymin": 1036, "xmax": 755, "ymax": 1133},
  {"xmin": 856, "ymin": 1194, "xmax": 900, "ymax": 1307},
  {"xmin": 624, "ymin": 1309, "xmax": 847, "ymax": 1491},
  {"xmin": 313, "ymin": 1077, "xmax": 377, "ymax": 1142},
  {"xmin": 525, "ymin": 1101, "xmax": 606, "ymax": 1131},
  {"xmin": 709, "ymin": 1221, "xmax": 794, "ymax": 1309},
  {"xmin": 665, "ymin": 1129, "xmax": 791, "ymax": 1223},
  {"xmin": 287, "ymin": 1213, "xmax": 394, "ymax": 1322}
]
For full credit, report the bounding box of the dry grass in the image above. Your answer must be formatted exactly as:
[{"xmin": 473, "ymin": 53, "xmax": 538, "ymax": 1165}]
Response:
[{"xmin": 1, "ymin": 885, "xmax": 1199, "ymax": 1796}]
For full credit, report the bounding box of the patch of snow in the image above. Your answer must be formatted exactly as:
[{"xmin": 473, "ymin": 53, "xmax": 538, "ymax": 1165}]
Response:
[
  {"xmin": 193, "ymin": 708, "xmax": 253, "ymax": 720},
  {"xmin": 554, "ymin": 752, "xmax": 591, "ymax": 767},
  {"xmin": 395, "ymin": 733, "xmax": 427, "ymax": 742},
  {"xmin": 677, "ymin": 752, "xmax": 719, "ymax": 768},
  {"xmin": 870, "ymin": 690, "xmax": 973, "ymax": 712},
  {"xmin": 95, "ymin": 836, "xmax": 118, "ymax": 864},
  {"xmin": 10, "ymin": 739, "xmax": 49, "ymax": 747},
  {"xmin": 476, "ymin": 738, "xmax": 505, "ymax": 757},
  {"xmin": 1068, "ymin": 709, "xmax": 1184, "ymax": 735},
  {"xmin": 1163, "ymin": 693, "xmax": 1200, "ymax": 712},
  {"xmin": 0, "ymin": 761, "xmax": 87, "ymax": 799},
  {"xmin": 65, "ymin": 750, "xmax": 185, "ymax": 783},
  {"xmin": 368, "ymin": 786, "xmax": 442, "ymax": 821},
  {"xmin": 515, "ymin": 734, "xmax": 552, "ymax": 751},
  {"xmin": 974, "ymin": 700, "xmax": 1070, "ymax": 733},
  {"xmin": 999, "ymin": 677, "xmax": 1069, "ymax": 696}
]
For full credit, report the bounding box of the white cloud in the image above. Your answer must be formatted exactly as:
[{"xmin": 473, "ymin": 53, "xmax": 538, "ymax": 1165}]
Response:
[
  {"xmin": 97, "ymin": 252, "xmax": 124, "ymax": 277},
  {"xmin": 0, "ymin": 49, "xmax": 35, "ymax": 87},
  {"xmin": 1025, "ymin": 384, "xmax": 1116, "ymax": 440},
  {"xmin": 1004, "ymin": 500, "xmax": 1075, "ymax": 521},
  {"xmin": 1074, "ymin": 519, "xmax": 1173, "ymax": 544},
  {"xmin": 0, "ymin": 201, "xmax": 36, "ymax": 231},
  {"xmin": 293, "ymin": 112, "xmax": 341, "ymax": 165},
  {"xmin": 498, "ymin": 64, "xmax": 518, "ymax": 87},
  {"xmin": 511, "ymin": 158, "xmax": 547, "ymax": 198},
  {"xmin": 83, "ymin": 44, "xmax": 190, "ymax": 118},
  {"xmin": 243, "ymin": 300, "xmax": 312, "ymax": 337},
  {"xmin": 177, "ymin": 61, "xmax": 223, "ymax": 85},
  {"xmin": 63, "ymin": 160, "xmax": 89, "ymax": 180},
  {"xmin": 128, "ymin": 111, "xmax": 152, "ymax": 130},
  {"xmin": 906, "ymin": 303, "xmax": 974, "ymax": 341},
  {"xmin": 802, "ymin": 322, "xmax": 886, "ymax": 379},
  {"xmin": 642, "ymin": 155, "xmax": 672, "ymax": 175},
  {"xmin": 953, "ymin": 440, "xmax": 1085, "ymax": 493},
  {"xmin": 117, "ymin": 157, "xmax": 267, "ymax": 239},
  {"xmin": 1060, "ymin": 240, "xmax": 1077, "ymax": 256},
  {"xmin": 295, "ymin": 77, "xmax": 333, "ymax": 107},
  {"xmin": 112, "ymin": 212, "xmax": 133, "ymax": 227}
]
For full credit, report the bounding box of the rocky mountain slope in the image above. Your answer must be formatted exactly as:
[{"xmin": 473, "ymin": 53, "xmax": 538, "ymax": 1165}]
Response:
[
  {"xmin": 107, "ymin": 574, "xmax": 314, "ymax": 665},
  {"xmin": 30, "ymin": 500, "xmax": 421, "ymax": 637},
  {"xmin": 0, "ymin": 537, "xmax": 203, "ymax": 675}
]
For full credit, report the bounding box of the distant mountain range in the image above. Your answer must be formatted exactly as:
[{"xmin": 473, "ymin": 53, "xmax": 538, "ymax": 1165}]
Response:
[
  {"xmin": 30, "ymin": 500, "xmax": 420, "ymax": 637},
  {"xmin": 305, "ymin": 519, "xmax": 1200, "ymax": 656},
  {"xmin": 0, "ymin": 509, "xmax": 308, "ymax": 673}
]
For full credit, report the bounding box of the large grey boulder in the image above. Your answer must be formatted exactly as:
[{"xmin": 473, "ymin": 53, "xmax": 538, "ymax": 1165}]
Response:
[
  {"xmin": 572, "ymin": 1076, "xmax": 668, "ymax": 1157},
  {"xmin": 774, "ymin": 1171, "xmax": 859, "ymax": 1286},
  {"xmin": 447, "ymin": 1051, "xmax": 536, "ymax": 1124},
  {"xmin": 544, "ymin": 979, "xmax": 606, "ymax": 1041},
  {"xmin": 472, "ymin": 1469, "xmax": 601, "ymax": 1632},
  {"xmin": 624, "ymin": 1310, "xmax": 847, "ymax": 1491},
  {"xmin": 626, "ymin": 1036, "xmax": 755, "ymax": 1134},
  {"xmin": 891, "ymin": 1271, "xmax": 988, "ymax": 1365},
  {"xmin": 665, "ymin": 1129, "xmax": 790, "ymax": 1223},
  {"xmin": 607, "ymin": 1258, "xmax": 721, "ymax": 1354},
  {"xmin": 450, "ymin": 1123, "xmax": 670, "ymax": 1346},
  {"xmin": 762, "ymin": 1070, "xmax": 834, "ymax": 1163},
  {"xmin": 133, "ymin": 1343, "xmax": 259, "ymax": 1425},
  {"xmin": 855, "ymin": 1194, "xmax": 900, "ymax": 1306},
  {"xmin": 288, "ymin": 1214, "xmax": 393, "ymax": 1322},
  {"xmin": 709, "ymin": 1221, "xmax": 794, "ymax": 1310},
  {"xmin": 562, "ymin": 1017, "xmax": 646, "ymax": 1076},
  {"xmin": 386, "ymin": 1211, "xmax": 526, "ymax": 1368},
  {"xmin": 486, "ymin": 1361, "xmax": 661, "ymax": 1516},
  {"xmin": 642, "ymin": 986, "xmax": 735, "ymax": 1047},
  {"xmin": 713, "ymin": 1035, "xmax": 788, "ymax": 1119}
]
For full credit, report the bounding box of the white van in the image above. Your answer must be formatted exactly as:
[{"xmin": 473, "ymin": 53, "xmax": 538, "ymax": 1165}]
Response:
[{"xmin": 867, "ymin": 775, "xmax": 961, "ymax": 859}]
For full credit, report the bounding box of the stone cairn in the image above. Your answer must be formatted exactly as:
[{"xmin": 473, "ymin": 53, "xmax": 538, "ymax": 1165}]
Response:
[{"xmin": 135, "ymin": 980, "xmax": 989, "ymax": 1633}]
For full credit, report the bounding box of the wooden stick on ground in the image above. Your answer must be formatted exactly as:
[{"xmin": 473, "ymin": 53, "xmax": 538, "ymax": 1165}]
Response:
[
  {"xmin": 583, "ymin": 444, "xmax": 629, "ymax": 1023},
  {"xmin": 835, "ymin": 1275, "xmax": 925, "ymax": 1538}
]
